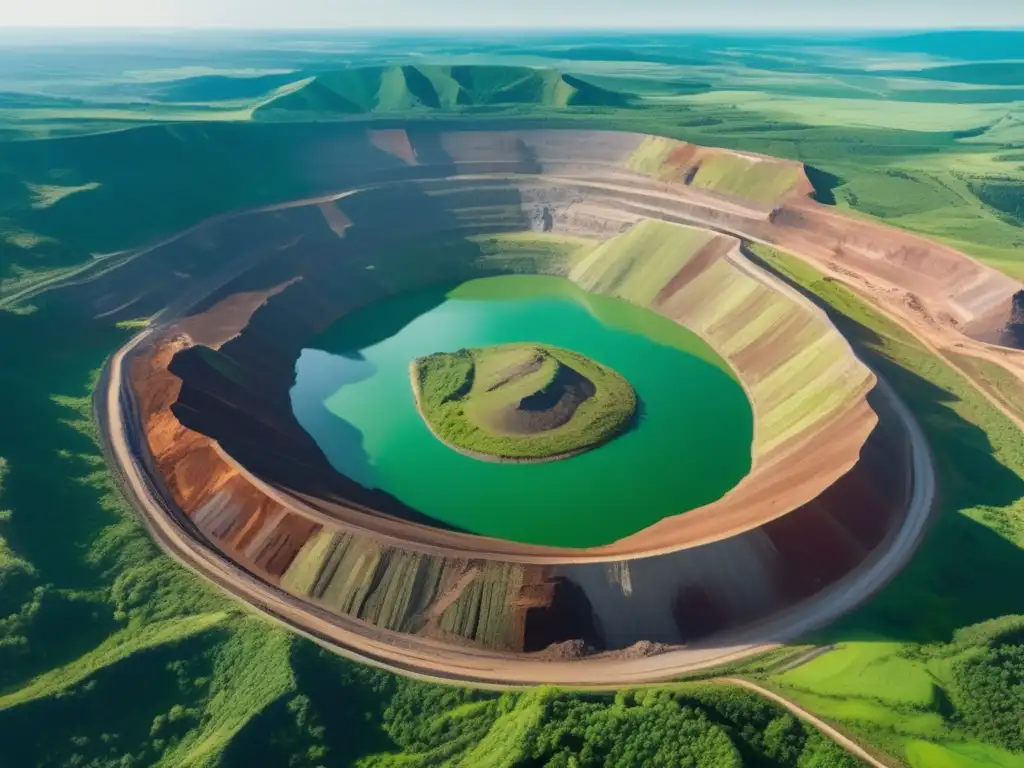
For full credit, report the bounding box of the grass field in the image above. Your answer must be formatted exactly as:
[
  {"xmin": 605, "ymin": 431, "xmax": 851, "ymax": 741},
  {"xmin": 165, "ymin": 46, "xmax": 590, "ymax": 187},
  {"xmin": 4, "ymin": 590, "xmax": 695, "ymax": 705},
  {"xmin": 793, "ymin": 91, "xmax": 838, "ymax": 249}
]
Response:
[
  {"xmin": 689, "ymin": 152, "xmax": 804, "ymax": 204},
  {"xmin": 4, "ymin": 32, "xmax": 1024, "ymax": 281},
  {"xmin": 946, "ymin": 351, "xmax": 1024, "ymax": 424},
  {"xmin": 254, "ymin": 65, "xmax": 629, "ymax": 120},
  {"xmin": 4, "ymin": 61, "xmax": 1024, "ymax": 290},
  {"xmin": 748, "ymin": 244, "xmax": 1024, "ymax": 767},
  {"xmin": 774, "ymin": 642, "xmax": 940, "ymax": 708}
]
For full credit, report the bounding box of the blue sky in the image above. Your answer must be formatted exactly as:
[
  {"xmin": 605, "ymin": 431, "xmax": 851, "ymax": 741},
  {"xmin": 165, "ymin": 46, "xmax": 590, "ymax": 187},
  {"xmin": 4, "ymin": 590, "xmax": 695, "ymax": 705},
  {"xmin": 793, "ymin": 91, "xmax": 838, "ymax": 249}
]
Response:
[{"xmin": 2, "ymin": 0, "xmax": 1023, "ymax": 29}]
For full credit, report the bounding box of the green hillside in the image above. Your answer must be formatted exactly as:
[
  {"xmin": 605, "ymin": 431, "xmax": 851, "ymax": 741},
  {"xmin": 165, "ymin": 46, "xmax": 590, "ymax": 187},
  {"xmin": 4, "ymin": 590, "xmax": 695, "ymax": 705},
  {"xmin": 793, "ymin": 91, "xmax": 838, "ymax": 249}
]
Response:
[
  {"xmin": 145, "ymin": 72, "xmax": 302, "ymax": 103},
  {"xmin": 882, "ymin": 61, "xmax": 1024, "ymax": 86},
  {"xmin": 254, "ymin": 65, "xmax": 630, "ymax": 118}
]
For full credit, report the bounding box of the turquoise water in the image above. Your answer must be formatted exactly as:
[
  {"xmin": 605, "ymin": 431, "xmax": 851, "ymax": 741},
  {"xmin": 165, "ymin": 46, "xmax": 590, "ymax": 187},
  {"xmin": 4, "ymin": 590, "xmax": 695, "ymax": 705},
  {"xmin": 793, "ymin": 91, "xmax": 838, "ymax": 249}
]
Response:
[{"xmin": 291, "ymin": 275, "xmax": 753, "ymax": 547}]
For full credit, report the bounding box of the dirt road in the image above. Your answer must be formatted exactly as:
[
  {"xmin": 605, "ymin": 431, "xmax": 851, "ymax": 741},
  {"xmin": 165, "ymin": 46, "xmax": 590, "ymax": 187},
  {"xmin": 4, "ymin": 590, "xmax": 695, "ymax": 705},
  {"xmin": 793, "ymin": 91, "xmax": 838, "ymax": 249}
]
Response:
[
  {"xmin": 87, "ymin": 164, "xmax": 961, "ymax": 763},
  {"xmin": 718, "ymin": 678, "xmax": 893, "ymax": 768},
  {"xmin": 85, "ymin": 157, "xmax": 949, "ymax": 688},
  {"xmin": 99, "ymin": 330, "xmax": 936, "ymax": 687}
]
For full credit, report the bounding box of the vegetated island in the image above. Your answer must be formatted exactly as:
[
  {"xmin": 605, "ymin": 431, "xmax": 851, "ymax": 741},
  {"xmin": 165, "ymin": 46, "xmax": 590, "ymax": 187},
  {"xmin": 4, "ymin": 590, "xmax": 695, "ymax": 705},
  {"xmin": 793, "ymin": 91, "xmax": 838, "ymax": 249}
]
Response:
[{"xmin": 410, "ymin": 343, "xmax": 637, "ymax": 462}]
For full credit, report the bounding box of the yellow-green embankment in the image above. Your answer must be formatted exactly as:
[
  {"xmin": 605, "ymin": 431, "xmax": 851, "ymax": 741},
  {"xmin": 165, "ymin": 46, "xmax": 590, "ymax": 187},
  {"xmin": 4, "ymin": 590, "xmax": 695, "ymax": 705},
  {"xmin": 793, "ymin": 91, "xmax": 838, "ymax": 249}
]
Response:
[
  {"xmin": 572, "ymin": 218, "xmax": 874, "ymax": 476},
  {"xmin": 281, "ymin": 529, "xmax": 532, "ymax": 649},
  {"xmin": 626, "ymin": 135, "xmax": 809, "ymax": 207}
]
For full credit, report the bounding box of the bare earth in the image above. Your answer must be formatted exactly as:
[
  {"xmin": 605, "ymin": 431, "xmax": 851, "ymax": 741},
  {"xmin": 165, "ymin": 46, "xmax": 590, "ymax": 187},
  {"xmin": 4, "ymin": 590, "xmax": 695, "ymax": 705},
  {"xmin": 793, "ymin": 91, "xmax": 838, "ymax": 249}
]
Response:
[
  {"xmin": 72, "ymin": 128, "xmax": 1024, "ymax": 768},
  {"xmin": 102, "ymin": 339, "xmax": 934, "ymax": 686},
  {"xmin": 89, "ymin": 129, "xmax": 978, "ymax": 689}
]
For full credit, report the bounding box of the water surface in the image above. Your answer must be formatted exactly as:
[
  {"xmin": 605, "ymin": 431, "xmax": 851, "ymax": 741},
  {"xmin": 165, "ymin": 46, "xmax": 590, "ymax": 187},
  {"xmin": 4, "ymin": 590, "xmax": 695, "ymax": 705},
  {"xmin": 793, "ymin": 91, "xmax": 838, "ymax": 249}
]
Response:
[{"xmin": 291, "ymin": 275, "xmax": 753, "ymax": 547}]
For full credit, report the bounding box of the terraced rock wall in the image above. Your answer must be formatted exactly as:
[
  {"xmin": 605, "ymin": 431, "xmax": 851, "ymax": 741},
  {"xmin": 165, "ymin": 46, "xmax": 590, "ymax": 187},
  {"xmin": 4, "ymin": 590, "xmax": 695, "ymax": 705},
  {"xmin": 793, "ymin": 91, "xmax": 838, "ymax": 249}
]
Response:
[
  {"xmin": 37, "ymin": 127, "xmax": 1020, "ymax": 334},
  {"xmin": 99, "ymin": 128, "xmax": 931, "ymax": 657}
]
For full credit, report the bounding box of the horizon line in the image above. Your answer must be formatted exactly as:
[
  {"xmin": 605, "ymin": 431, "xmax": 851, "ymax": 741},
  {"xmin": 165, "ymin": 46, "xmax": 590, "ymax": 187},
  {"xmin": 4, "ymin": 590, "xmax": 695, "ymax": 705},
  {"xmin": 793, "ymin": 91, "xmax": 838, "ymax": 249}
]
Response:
[{"xmin": 2, "ymin": 25, "xmax": 1024, "ymax": 33}]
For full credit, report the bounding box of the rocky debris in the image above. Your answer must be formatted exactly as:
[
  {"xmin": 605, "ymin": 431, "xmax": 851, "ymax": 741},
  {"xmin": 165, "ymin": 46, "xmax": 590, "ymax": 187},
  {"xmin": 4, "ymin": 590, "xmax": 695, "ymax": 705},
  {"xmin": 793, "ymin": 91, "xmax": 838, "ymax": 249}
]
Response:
[
  {"xmin": 903, "ymin": 292, "xmax": 924, "ymax": 313},
  {"xmin": 1003, "ymin": 290, "xmax": 1024, "ymax": 347},
  {"xmin": 532, "ymin": 639, "xmax": 592, "ymax": 660},
  {"xmin": 620, "ymin": 640, "xmax": 675, "ymax": 660},
  {"xmin": 902, "ymin": 291, "xmax": 938, "ymax": 326},
  {"xmin": 826, "ymin": 261, "xmax": 861, "ymax": 281}
]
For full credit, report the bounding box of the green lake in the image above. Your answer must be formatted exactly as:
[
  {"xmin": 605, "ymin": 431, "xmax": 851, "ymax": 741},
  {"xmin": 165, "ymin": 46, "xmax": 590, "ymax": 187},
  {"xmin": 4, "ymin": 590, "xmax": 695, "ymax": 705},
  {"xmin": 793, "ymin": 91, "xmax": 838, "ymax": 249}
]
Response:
[{"xmin": 291, "ymin": 275, "xmax": 753, "ymax": 547}]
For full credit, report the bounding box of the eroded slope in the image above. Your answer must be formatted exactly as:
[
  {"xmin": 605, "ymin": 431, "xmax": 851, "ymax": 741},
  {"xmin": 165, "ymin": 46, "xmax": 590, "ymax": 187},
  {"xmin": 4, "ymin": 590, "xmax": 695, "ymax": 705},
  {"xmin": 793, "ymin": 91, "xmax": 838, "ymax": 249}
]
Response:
[{"xmin": 89, "ymin": 128, "xmax": 941, "ymax": 670}]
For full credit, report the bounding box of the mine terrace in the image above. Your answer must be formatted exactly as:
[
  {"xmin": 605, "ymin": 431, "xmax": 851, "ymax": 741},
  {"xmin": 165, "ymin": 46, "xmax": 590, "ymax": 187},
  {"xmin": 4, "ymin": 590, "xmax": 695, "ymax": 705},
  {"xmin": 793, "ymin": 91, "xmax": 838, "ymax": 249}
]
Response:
[{"xmin": 82, "ymin": 127, "xmax": 1019, "ymax": 686}]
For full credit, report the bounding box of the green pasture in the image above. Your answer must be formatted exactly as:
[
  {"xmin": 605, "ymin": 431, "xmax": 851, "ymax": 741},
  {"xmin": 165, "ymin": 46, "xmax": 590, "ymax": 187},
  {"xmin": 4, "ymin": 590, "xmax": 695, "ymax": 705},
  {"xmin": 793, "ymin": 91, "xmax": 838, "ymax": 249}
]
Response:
[
  {"xmin": 750, "ymin": 245, "xmax": 1024, "ymax": 766},
  {"xmin": 946, "ymin": 352, "xmax": 1024, "ymax": 423}
]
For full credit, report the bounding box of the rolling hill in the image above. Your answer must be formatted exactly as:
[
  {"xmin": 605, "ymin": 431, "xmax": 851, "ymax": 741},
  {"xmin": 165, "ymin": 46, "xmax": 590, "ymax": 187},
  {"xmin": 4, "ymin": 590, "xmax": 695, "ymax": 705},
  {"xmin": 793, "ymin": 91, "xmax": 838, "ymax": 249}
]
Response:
[{"xmin": 253, "ymin": 65, "xmax": 631, "ymax": 119}]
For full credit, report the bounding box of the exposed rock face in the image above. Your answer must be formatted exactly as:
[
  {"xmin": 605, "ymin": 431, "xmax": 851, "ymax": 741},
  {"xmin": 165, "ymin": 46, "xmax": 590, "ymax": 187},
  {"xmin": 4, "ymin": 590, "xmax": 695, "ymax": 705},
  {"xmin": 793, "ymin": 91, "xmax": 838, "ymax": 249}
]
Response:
[
  {"xmin": 502, "ymin": 362, "xmax": 595, "ymax": 434},
  {"xmin": 105, "ymin": 128, "xmax": 926, "ymax": 664},
  {"xmin": 169, "ymin": 343, "xmax": 445, "ymax": 527},
  {"xmin": 524, "ymin": 577, "xmax": 603, "ymax": 653},
  {"xmin": 1003, "ymin": 290, "xmax": 1024, "ymax": 347}
]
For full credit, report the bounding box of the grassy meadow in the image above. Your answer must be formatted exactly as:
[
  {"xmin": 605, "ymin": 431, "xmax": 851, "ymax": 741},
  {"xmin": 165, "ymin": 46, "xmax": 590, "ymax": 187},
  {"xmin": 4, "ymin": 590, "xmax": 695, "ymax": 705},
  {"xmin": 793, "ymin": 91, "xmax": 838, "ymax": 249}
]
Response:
[{"xmin": 4, "ymin": 31, "xmax": 1024, "ymax": 290}]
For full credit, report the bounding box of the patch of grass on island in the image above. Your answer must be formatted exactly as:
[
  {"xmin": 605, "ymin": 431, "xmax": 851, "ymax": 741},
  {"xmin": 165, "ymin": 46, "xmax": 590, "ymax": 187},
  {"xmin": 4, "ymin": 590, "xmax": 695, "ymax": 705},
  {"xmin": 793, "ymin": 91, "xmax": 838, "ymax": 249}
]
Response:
[{"xmin": 410, "ymin": 343, "xmax": 636, "ymax": 462}]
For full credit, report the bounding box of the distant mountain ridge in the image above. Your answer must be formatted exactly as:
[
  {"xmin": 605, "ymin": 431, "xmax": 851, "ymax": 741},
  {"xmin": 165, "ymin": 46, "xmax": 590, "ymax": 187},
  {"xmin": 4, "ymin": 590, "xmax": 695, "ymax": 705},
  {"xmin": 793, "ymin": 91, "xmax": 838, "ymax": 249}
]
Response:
[{"xmin": 253, "ymin": 65, "xmax": 631, "ymax": 118}]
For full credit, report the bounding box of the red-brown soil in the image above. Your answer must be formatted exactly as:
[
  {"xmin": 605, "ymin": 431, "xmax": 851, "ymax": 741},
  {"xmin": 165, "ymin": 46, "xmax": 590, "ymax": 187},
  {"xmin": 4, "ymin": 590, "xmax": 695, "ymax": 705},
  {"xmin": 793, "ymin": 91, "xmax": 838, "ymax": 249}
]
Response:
[{"xmin": 84, "ymin": 129, "xmax": 971, "ymax": 678}]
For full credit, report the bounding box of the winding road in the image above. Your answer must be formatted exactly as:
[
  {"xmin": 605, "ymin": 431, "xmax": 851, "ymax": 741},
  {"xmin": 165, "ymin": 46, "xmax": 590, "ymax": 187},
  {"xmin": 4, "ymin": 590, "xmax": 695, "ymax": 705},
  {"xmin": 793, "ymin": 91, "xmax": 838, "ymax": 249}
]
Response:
[
  {"xmin": 98, "ymin": 324, "xmax": 936, "ymax": 690},
  {"xmin": 87, "ymin": 165, "xmax": 973, "ymax": 768},
  {"xmin": 98, "ymin": 331, "xmax": 913, "ymax": 767},
  {"xmin": 718, "ymin": 678, "xmax": 893, "ymax": 768}
]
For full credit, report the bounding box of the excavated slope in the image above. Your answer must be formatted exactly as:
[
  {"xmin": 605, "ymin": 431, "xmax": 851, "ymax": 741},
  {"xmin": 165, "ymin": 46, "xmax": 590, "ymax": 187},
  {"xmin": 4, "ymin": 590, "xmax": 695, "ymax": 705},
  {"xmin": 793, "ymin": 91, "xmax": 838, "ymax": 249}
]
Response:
[{"xmin": 80, "ymin": 128, "xmax": 956, "ymax": 660}]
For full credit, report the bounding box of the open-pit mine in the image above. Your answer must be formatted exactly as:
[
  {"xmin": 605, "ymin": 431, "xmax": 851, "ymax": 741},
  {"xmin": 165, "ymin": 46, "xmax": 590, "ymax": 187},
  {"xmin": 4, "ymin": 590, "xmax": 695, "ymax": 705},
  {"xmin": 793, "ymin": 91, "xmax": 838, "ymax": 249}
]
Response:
[{"xmin": 76, "ymin": 128, "xmax": 1024, "ymax": 686}]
